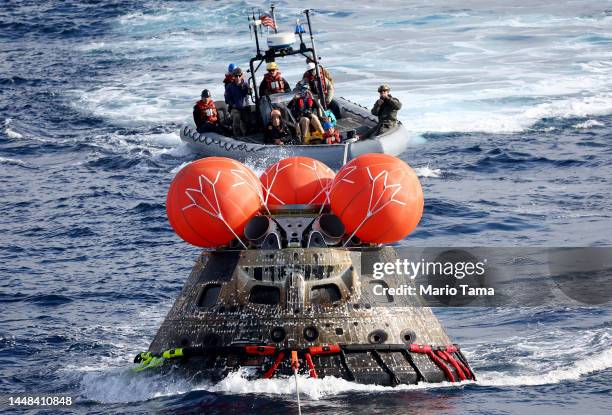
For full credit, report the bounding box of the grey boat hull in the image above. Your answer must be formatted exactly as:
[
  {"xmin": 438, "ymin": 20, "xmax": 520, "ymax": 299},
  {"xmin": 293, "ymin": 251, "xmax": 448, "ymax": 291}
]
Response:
[{"xmin": 179, "ymin": 97, "xmax": 412, "ymax": 169}]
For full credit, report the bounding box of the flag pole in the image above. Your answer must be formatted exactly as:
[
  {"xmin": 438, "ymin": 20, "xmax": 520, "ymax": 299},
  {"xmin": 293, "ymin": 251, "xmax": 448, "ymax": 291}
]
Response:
[{"xmin": 270, "ymin": 3, "xmax": 278, "ymax": 34}]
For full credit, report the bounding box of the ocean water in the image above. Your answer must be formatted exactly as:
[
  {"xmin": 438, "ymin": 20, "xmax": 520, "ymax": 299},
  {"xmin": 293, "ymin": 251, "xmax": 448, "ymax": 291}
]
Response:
[{"xmin": 1, "ymin": 1, "xmax": 611, "ymax": 414}]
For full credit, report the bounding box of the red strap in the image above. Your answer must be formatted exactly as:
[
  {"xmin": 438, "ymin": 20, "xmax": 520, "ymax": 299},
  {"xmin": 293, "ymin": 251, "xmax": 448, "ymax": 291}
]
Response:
[
  {"xmin": 426, "ymin": 350, "xmax": 455, "ymax": 382},
  {"xmin": 305, "ymin": 353, "xmax": 318, "ymax": 378},
  {"xmin": 291, "ymin": 351, "xmax": 299, "ymax": 372},
  {"xmin": 245, "ymin": 345, "xmax": 277, "ymax": 356},
  {"xmin": 263, "ymin": 351, "xmax": 285, "ymax": 379},
  {"xmin": 308, "ymin": 345, "xmax": 341, "ymax": 355},
  {"xmin": 437, "ymin": 350, "xmax": 466, "ymax": 381},
  {"xmin": 451, "ymin": 351, "xmax": 474, "ymax": 380},
  {"xmin": 445, "ymin": 345, "xmax": 458, "ymax": 353},
  {"xmin": 409, "ymin": 344, "xmax": 432, "ymax": 353}
]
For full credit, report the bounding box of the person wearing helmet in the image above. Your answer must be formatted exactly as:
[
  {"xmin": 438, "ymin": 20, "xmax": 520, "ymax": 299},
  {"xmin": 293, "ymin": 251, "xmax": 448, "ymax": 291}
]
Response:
[
  {"xmin": 224, "ymin": 67, "xmax": 250, "ymax": 136},
  {"xmin": 322, "ymin": 120, "xmax": 340, "ymax": 144},
  {"xmin": 265, "ymin": 109, "xmax": 292, "ymax": 145},
  {"xmin": 193, "ymin": 89, "xmax": 219, "ymax": 133},
  {"xmin": 288, "ymin": 83, "xmax": 325, "ymax": 143},
  {"xmin": 223, "ymin": 63, "xmax": 237, "ymax": 86},
  {"xmin": 259, "ymin": 61, "xmax": 291, "ymax": 97},
  {"xmin": 369, "ymin": 84, "xmax": 402, "ymax": 136}
]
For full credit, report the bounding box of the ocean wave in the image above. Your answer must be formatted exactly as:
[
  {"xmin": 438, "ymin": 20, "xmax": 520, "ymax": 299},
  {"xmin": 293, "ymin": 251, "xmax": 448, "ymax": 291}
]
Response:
[
  {"xmin": 0, "ymin": 156, "xmax": 27, "ymax": 166},
  {"xmin": 478, "ymin": 348, "xmax": 612, "ymax": 386},
  {"xmin": 573, "ymin": 119, "xmax": 605, "ymax": 129}
]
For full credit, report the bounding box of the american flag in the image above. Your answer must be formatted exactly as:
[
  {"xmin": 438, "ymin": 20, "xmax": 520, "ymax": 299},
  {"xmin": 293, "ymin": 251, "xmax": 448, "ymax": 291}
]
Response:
[{"xmin": 260, "ymin": 13, "xmax": 276, "ymax": 30}]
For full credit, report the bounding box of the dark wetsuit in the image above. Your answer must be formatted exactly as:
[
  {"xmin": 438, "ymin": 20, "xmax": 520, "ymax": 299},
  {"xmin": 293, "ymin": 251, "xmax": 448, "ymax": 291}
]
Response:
[{"xmin": 370, "ymin": 95, "xmax": 402, "ymax": 136}]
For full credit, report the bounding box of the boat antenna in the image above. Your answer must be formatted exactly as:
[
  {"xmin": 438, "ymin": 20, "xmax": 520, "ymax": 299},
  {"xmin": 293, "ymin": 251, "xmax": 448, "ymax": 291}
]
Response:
[
  {"xmin": 303, "ymin": 9, "xmax": 327, "ymax": 110},
  {"xmin": 270, "ymin": 3, "xmax": 278, "ymax": 34},
  {"xmin": 250, "ymin": 10, "xmax": 262, "ymax": 57}
]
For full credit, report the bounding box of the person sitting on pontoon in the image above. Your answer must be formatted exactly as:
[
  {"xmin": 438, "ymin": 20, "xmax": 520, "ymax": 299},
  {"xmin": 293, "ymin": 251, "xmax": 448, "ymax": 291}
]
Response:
[
  {"xmin": 265, "ymin": 109, "xmax": 293, "ymax": 145},
  {"xmin": 369, "ymin": 84, "xmax": 402, "ymax": 136},
  {"xmin": 322, "ymin": 121, "xmax": 341, "ymax": 144},
  {"xmin": 193, "ymin": 89, "xmax": 219, "ymax": 133},
  {"xmin": 259, "ymin": 62, "xmax": 291, "ymax": 97}
]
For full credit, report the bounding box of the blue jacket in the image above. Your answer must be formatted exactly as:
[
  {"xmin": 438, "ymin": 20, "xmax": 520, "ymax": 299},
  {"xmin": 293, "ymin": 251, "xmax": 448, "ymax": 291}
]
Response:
[{"xmin": 225, "ymin": 80, "xmax": 249, "ymax": 109}]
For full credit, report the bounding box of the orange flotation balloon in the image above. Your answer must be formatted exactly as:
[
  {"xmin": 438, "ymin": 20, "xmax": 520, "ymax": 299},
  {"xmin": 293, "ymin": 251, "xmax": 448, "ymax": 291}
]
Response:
[
  {"xmin": 329, "ymin": 153, "xmax": 424, "ymax": 244},
  {"xmin": 166, "ymin": 157, "xmax": 262, "ymax": 247},
  {"xmin": 260, "ymin": 156, "xmax": 335, "ymax": 207}
]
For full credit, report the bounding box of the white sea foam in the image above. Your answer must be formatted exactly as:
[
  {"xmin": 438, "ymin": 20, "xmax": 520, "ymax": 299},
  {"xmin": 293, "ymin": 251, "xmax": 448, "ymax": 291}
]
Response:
[
  {"xmin": 3, "ymin": 118, "xmax": 24, "ymax": 139},
  {"xmin": 573, "ymin": 119, "xmax": 605, "ymax": 129},
  {"xmin": 170, "ymin": 161, "xmax": 190, "ymax": 175},
  {"xmin": 415, "ymin": 165, "xmax": 442, "ymax": 178},
  {"xmin": 5, "ymin": 128, "xmax": 24, "ymax": 139},
  {"xmin": 478, "ymin": 348, "xmax": 612, "ymax": 387},
  {"xmin": 80, "ymin": 343, "xmax": 612, "ymax": 405},
  {"xmin": 81, "ymin": 369, "xmax": 195, "ymax": 403},
  {"xmin": 0, "ymin": 156, "xmax": 26, "ymax": 166}
]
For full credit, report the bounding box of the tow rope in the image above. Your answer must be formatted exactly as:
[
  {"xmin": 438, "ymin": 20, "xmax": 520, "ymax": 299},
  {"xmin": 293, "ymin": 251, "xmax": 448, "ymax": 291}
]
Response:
[
  {"xmin": 133, "ymin": 343, "xmax": 476, "ymax": 383},
  {"xmin": 291, "ymin": 351, "xmax": 302, "ymax": 415}
]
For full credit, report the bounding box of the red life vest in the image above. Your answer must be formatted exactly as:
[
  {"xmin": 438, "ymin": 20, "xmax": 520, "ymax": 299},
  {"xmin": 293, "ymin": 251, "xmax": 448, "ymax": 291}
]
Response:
[
  {"xmin": 223, "ymin": 73, "xmax": 235, "ymax": 85},
  {"xmin": 304, "ymin": 71, "xmax": 328, "ymax": 95},
  {"xmin": 263, "ymin": 72, "xmax": 286, "ymax": 94},
  {"xmin": 297, "ymin": 96, "xmax": 315, "ymax": 112},
  {"xmin": 324, "ymin": 129, "xmax": 340, "ymax": 144},
  {"xmin": 195, "ymin": 99, "xmax": 218, "ymax": 124}
]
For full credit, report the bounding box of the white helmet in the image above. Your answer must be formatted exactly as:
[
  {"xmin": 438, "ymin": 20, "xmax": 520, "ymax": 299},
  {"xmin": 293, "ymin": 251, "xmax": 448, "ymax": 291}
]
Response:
[{"xmin": 307, "ymin": 62, "xmax": 316, "ymax": 71}]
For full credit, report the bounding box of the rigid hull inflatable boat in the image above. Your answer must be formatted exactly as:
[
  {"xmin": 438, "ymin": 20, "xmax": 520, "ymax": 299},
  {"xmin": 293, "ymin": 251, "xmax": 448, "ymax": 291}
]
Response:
[
  {"xmin": 180, "ymin": 97, "xmax": 411, "ymax": 169},
  {"xmin": 180, "ymin": 9, "xmax": 412, "ymax": 169},
  {"xmin": 136, "ymin": 209, "xmax": 475, "ymax": 386}
]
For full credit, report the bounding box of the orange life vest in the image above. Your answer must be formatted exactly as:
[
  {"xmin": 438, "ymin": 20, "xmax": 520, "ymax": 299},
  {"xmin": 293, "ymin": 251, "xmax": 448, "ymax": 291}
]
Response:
[
  {"xmin": 263, "ymin": 72, "xmax": 286, "ymax": 94},
  {"xmin": 195, "ymin": 99, "xmax": 218, "ymax": 124},
  {"xmin": 324, "ymin": 129, "xmax": 340, "ymax": 144}
]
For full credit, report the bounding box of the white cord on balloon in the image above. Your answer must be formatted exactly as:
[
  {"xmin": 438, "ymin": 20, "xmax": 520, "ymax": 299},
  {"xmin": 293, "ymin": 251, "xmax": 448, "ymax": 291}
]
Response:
[{"xmin": 341, "ymin": 167, "xmax": 407, "ymax": 247}]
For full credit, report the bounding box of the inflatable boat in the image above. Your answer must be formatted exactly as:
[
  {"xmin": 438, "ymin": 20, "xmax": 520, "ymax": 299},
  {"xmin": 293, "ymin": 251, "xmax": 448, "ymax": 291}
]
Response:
[
  {"xmin": 180, "ymin": 97, "xmax": 411, "ymax": 169},
  {"xmin": 133, "ymin": 154, "xmax": 476, "ymax": 386},
  {"xmin": 179, "ymin": 9, "xmax": 412, "ymax": 169}
]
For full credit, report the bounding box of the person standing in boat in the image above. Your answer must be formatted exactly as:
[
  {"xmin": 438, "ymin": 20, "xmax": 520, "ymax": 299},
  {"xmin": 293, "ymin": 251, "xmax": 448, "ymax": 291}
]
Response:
[
  {"xmin": 193, "ymin": 89, "xmax": 219, "ymax": 133},
  {"xmin": 302, "ymin": 58, "xmax": 341, "ymax": 119},
  {"xmin": 265, "ymin": 109, "xmax": 293, "ymax": 145},
  {"xmin": 259, "ymin": 62, "xmax": 291, "ymax": 97},
  {"xmin": 223, "ymin": 63, "xmax": 236, "ymax": 87},
  {"xmin": 369, "ymin": 84, "xmax": 402, "ymax": 136},
  {"xmin": 288, "ymin": 83, "xmax": 325, "ymax": 143},
  {"xmin": 224, "ymin": 67, "xmax": 250, "ymax": 137}
]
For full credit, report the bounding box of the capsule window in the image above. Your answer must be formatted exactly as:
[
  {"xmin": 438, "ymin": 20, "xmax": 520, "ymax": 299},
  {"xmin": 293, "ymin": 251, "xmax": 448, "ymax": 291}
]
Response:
[
  {"xmin": 197, "ymin": 284, "xmax": 222, "ymax": 308},
  {"xmin": 249, "ymin": 285, "xmax": 280, "ymax": 305}
]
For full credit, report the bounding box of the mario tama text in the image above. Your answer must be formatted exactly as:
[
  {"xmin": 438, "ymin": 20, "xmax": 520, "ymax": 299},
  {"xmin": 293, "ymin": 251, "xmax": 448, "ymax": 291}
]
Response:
[{"xmin": 371, "ymin": 258, "xmax": 494, "ymax": 298}]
